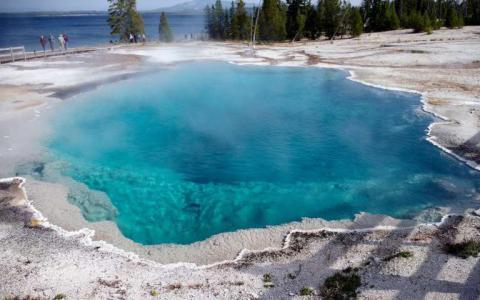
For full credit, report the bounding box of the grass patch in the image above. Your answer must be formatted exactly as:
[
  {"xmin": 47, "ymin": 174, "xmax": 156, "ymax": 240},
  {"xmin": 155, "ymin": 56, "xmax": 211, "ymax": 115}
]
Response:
[
  {"xmin": 53, "ymin": 295, "xmax": 66, "ymax": 300},
  {"xmin": 263, "ymin": 273, "xmax": 275, "ymax": 288},
  {"xmin": 383, "ymin": 251, "xmax": 414, "ymax": 261},
  {"xmin": 446, "ymin": 241, "xmax": 480, "ymax": 258},
  {"xmin": 320, "ymin": 268, "xmax": 361, "ymax": 300},
  {"xmin": 150, "ymin": 290, "xmax": 159, "ymax": 296},
  {"xmin": 299, "ymin": 286, "xmax": 315, "ymax": 296}
]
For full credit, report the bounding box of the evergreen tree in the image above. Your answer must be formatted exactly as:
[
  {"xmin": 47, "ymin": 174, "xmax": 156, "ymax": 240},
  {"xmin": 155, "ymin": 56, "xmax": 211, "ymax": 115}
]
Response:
[
  {"xmin": 203, "ymin": 0, "xmax": 477, "ymax": 41},
  {"xmin": 214, "ymin": 0, "xmax": 226, "ymax": 39},
  {"xmin": 317, "ymin": 0, "xmax": 326, "ymax": 36},
  {"xmin": 205, "ymin": 5, "xmax": 215, "ymax": 38},
  {"xmin": 108, "ymin": 0, "xmax": 144, "ymax": 41},
  {"xmin": 446, "ymin": 4, "xmax": 463, "ymax": 28},
  {"xmin": 159, "ymin": 12, "xmax": 174, "ymax": 42},
  {"xmin": 229, "ymin": 1, "xmax": 238, "ymax": 39},
  {"xmin": 232, "ymin": 0, "xmax": 252, "ymax": 40},
  {"xmin": 336, "ymin": 1, "xmax": 350, "ymax": 38},
  {"xmin": 108, "ymin": 0, "xmax": 126, "ymax": 38},
  {"xmin": 350, "ymin": 7, "xmax": 364, "ymax": 37},
  {"xmin": 409, "ymin": 10, "xmax": 432, "ymax": 32},
  {"xmin": 323, "ymin": 0, "xmax": 342, "ymax": 39},
  {"xmin": 465, "ymin": 0, "xmax": 480, "ymax": 25},
  {"xmin": 205, "ymin": 0, "xmax": 227, "ymax": 40},
  {"xmin": 389, "ymin": 3, "xmax": 400, "ymax": 29},
  {"xmin": 304, "ymin": 2, "xmax": 321, "ymax": 39},
  {"xmin": 258, "ymin": 0, "xmax": 287, "ymax": 41},
  {"xmin": 224, "ymin": 7, "xmax": 232, "ymax": 38},
  {"xmin": 286, "ymin": 0, "xmax": 310, "ymax": 40},
  {"xmin": 423, "ymin": 13, "xmax": 433, "ymax": 33}
]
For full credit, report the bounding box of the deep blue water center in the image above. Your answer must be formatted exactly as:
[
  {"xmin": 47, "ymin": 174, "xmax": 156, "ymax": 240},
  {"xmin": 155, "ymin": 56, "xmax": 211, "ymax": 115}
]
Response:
[{"xmin": 48, "ymin": 62, "xmax": 479, "ymax": 244}]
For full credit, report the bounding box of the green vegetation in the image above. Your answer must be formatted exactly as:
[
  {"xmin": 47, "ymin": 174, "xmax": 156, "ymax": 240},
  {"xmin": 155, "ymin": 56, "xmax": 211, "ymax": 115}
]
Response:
[
  {"xmin": 204, "ymin": 0, "xmax": 479, "ymax": 41},
  {"xmin": 263, "ymin": 273, "xmax": 273, "ymax": 282},
  {"xmin": 349, "ymin": 7, "xmax": 364, "ymax": 37},
  {"xmin": 258, "ymin": 0, "xmax": 287, "ymax": 41},
  {"xmin": 286, "ymin": 0, "xmax": 309, "ymax": 41},
  {"xmin": 231, "ymin": 0, "xmax": 252, "ymax": 39},
  {"xmin": 159, "ymin": 12, "xmax": 174, "ymax": 42},
  {"xmin": 384, "ymin": 251, "xmax": 414, "ymax": 261},
  {"xmin": 445, "ymin": 6, "xmax": 464, "ymax": 28},
  {"xmin": 446, "ymin": 241, "xmax": 480, "ymax": 258},
  {"xmin": 205, "ymin": 0, "xmax": 225, "ymax": 40},
  {"xmin": 320, "ymin": 268, "xmax": 361, "ymax": 300},
  {"xmin": 299, "ymin": 286, "xmax": 315, "ymax": 296},
  {"xmin": 53, "ymin": 295, "xmax": 66, "ymax": 300},
  {"xmin": 150, "ymin": 290, "xmax": 159, "ymax": 296},
  {"xmin": 107, "ymin": 0, "xmax": 144, "ymax": 41},
  {"xmin": 263, "ymin": 273, "xmax": 275, "ymax": 288}
]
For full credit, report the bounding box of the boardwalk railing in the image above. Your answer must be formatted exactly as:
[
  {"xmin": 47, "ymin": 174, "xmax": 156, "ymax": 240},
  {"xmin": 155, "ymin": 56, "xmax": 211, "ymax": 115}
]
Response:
[{"xmin": 0, "ymin": 46, "xmax": 27, "ymax": 63}]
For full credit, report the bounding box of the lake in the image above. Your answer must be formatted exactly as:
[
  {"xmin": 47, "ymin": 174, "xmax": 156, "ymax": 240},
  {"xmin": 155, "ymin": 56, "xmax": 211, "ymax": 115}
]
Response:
[{"xmin": 0, "ymin": 13, "xmax": 205, "ymax": 51}]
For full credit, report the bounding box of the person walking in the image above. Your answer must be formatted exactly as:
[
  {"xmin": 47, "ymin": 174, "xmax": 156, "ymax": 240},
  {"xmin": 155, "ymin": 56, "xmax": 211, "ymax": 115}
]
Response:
[
  {"xmin": 142, "ymin": 33, "xmax": 146, "ymax": 43},
  {"xmin": 48, "ymin": 34, "xmax": 55, "ymax": 51},
  {"xmin": 58, "ymin": 34, "xmax": 65, "ymax": 51},
  {"xmin": 63, "ymin": 33, "xmax": 69, "ymax": 50},
  {"xmin": 129, "ymin": 33, "xmax": 134, "ymax": 43},
  {"xmin": 39, "ymin": 35, "xmax": 47, "ymax": 55}
]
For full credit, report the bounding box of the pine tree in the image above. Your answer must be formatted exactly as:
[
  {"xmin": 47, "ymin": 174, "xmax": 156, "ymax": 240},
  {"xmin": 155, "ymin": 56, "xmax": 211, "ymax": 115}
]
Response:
[
  {"xmin": 350, "ymin": 7, "xmax": 364, "ymax": 37},
  {"xmin": 389, "ymin": 3, "xmax": 400, "ymax": 29},
  {"xmin": 304, "ymin": 2, "xmax": 321, "ymax": 39},
  {"xmin": 465, "ymin": 0, "xmax": 480, "ymax": 25},
  {"xmin": 323, "ymin": 0, "xmax": 342, "ymax": 39},
  {"xmin": 286, "ymin": 0, "xmax": 310, "ymax": 40},
  {"xmin": 232, "ymin": 0, "xmax": 252, "ymax": 40},
  {"xmin": 159, "ymin": 12, "xmax": 174, "ymax": 42},
  {"xmin": 446, "ymin": 5, "xmax": 462, "ymax": 28},
  {"xmin": 108, "ymin": 0, "xmax": 144, "ymax": 41},
  {"xmin": 317, "ymin": 0, "xmax": 326, "ymax": 36},
  {"xmin": 409, "ymin": 10, "xmax": 430, "ymax": 32},
  {"xmin": 108, "ymin": 0, "xmax": 127, "ymax": 38},
  {"xmin": 128, "ymin": 0, "xmax": 144, "ymax": 36},
  {"xmin": 205, "ymin": 5, "xmax": 215, "ymax": 38},
  {"xmin": 224, "ymin": 7, "xmax": 232, "ymax": 38},
  {"xmin": 229, "ymin": 1, "xmax": 238, "ymax": 39},
  {"xmin": 258, "ymin": 0, "xmax": 287, "ymax": 41},
  {"xmin": 423, "ymin": 13, "xmax": 433, "ymax": 33},
  {"xmin": 213, "ymin": 0, "xmax": 225, "ymax": 39}
]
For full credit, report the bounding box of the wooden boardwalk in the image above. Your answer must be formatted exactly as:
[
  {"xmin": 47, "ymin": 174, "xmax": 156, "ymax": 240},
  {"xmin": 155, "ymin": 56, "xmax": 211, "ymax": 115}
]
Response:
[{"xmin": 0, "ymin": 47, "xmax": 97, "ymax": 64}]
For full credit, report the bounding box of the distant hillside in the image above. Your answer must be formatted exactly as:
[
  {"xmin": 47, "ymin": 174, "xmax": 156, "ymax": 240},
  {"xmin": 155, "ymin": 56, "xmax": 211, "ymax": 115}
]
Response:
[{"xmin": 155, "ymin": 0, "xmax": 255, "ymax": 15}]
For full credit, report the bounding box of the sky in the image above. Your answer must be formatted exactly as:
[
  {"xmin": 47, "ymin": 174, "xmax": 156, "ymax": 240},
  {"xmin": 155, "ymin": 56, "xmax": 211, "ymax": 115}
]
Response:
[{"xmin": 0, "ymin": 0, "xmax": 185, "ymax": 12}]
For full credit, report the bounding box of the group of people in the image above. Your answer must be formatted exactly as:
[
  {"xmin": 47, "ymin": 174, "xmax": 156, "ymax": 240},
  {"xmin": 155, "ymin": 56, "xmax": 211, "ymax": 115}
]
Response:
[
  {"xmin": 128, "ymin": 33, "xmax": 146, "ymax": 44},
  {"xmin": 39, "ymin": 33, "xmax": 70, "ymax": 53}
]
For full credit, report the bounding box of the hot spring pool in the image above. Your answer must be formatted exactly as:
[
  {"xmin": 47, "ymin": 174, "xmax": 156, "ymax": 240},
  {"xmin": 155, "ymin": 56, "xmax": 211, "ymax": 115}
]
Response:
[{"xmin": 42, "ymin": 62, "xmax": 480, "ymax": 244}]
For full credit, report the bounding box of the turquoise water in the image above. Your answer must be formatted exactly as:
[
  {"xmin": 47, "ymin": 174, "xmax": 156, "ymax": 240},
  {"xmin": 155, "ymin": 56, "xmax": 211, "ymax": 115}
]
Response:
[{"xmin": 46, "ymin": 62, "xmax": 480, "ymax": 244}]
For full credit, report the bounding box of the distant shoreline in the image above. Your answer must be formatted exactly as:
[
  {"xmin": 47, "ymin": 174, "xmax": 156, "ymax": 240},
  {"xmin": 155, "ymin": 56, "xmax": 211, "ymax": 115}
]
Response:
[{"xmin": 0, "ymin": 11, "xmax": 205, "ymax": 16}]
